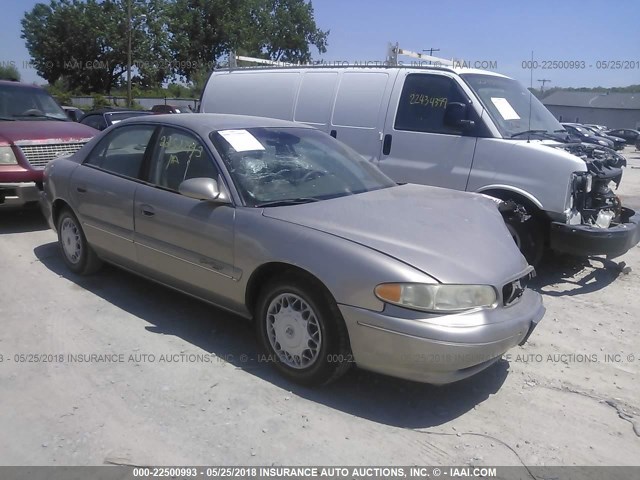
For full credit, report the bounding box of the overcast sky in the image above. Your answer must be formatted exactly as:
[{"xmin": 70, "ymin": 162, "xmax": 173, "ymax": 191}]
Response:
[{"xmin": 2, "ymin": 0, "xmax": 638, "ymax": 88}]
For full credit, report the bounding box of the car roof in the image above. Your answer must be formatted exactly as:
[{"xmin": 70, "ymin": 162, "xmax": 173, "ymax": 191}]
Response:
[
  {"xmin": 85, "ymin": 108, "xmax": 148, "ymax": 115},
  {"xmin": 0, "ymin": 80, "xmax": 43, "ymax": 90},
  {"xmin": 119, "ymin": 113, "xmax": 317, "ymax": 134}
]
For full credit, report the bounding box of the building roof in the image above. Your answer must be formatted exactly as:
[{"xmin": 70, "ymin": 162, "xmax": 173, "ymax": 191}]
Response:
[{"xmin": 542, "ymin": 91, "xmax": 640, "ymax": 110}]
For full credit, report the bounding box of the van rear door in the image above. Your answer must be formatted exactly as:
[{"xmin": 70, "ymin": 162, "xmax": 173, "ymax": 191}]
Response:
[{"xmin": 378, "ymin": 71, "xmax": 476, "ymax": 191}]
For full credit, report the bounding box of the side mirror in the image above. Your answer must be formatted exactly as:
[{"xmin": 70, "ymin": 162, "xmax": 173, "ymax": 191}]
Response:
[
  {"xmin": 444, "ymin": 102, "xmax": 475, "ymax": 131},
  {"xmin": 178, "ymin": 177, "xmax": 230, "ymax": 203}
]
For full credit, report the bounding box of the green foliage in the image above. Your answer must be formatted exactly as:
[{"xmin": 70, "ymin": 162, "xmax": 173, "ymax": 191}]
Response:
[
  {"xmin": 91, "ymin": 93, "xmax": 111, "ymax": 109},
  {"xmin": 22, "ymin": 0, "xmax": 328, "ymax": 91},
  {"xmin": 0, "ymin": 63, "xmax": 21, "ymax": 81},
  {"xmin": 21, "ymin": 0, "xmax": 171, "ymax": 93}
]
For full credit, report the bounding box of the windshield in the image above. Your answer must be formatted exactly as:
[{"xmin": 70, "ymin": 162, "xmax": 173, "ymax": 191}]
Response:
[
  {"xmin": 209, "ymin": 127, "xmax": 396, "ymax": 207},
  {"xmin": 461, "ymin": 74, "xmax": 563, "ymax": 138},
  {"xmin": 0, "ymin": 83, "xmax": 68, "ymax": 121}
]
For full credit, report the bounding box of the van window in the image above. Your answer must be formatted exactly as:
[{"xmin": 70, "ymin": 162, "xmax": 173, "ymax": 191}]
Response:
[
  {"xmin": 294, "ymin": 72, "xmax": 338, "ymax": 125},
  {"xmin": 394, "ymin": 74, "xmax": 466, "ymax": 134},
  {"xmin": 331, "ymin": 72, "xmax": 389, "ymax": 128}
]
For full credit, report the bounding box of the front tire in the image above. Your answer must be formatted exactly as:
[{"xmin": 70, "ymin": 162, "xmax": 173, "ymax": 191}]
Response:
[
  {"xmin": 57, "ymin": 209, "xmax": 102, "ymax": 275},
  {"xmin": 256, "ymin": 274, "xmax": 352, "ymax": 386},
  {"xmin": 505, "ymin": 215, "xmax": 544, "ymax": 267}
]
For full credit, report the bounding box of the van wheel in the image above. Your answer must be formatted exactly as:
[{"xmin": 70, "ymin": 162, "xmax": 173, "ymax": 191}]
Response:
[
  {"xmin": 505, "ymin": 216, "xmax": 544, "ymax": 267},
  {"xmin": 57, "ymin": 209, "xmax": 102, "ymax": 275},
  {"xmin": 256, "ymin": 273, "xmax": 352, "ymax": 386}
]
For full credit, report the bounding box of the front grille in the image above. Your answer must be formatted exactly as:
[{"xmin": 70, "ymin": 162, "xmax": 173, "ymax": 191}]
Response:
[
  {"xmin": 19, "ymin": 142, "xmax": 86, "ymax": 169},
  {"xmin": 502, "ymin": 272, "xmax": 533, "ymax": 307}
]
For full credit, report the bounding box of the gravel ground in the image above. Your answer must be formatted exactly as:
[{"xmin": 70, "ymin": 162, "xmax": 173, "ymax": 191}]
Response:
[{"xmin": 0, "ymin": 146, "xmax": 639, "ymax": 466}]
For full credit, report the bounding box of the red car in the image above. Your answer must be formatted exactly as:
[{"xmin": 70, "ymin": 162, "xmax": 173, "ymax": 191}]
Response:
[{"xmin": 0, "ymin": 80, "xmax": 97, "ymax": 208}]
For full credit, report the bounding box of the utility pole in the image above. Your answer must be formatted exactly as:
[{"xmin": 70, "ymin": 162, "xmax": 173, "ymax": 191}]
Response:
[
  {"xmin": 538, "ymin": 78, "xmax": 551, "ymax": 93},
  {"xmin": 127, "ymin": 0, "xmax": 132, "ymax": 108}
]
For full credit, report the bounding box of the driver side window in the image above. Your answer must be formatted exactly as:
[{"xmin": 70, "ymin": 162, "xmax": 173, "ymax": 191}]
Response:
[
  {"xmin": 149, "ymin": 128, "xmax": 218, "ymax": 192},
  {"xmin": 395, "ymin": 74, "xmax": 467, "ymax": 134}
]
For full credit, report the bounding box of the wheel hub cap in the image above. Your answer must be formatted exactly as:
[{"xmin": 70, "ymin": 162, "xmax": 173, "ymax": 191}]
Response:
[
  {"xmin": 266, "ymin": 293, "xmax": 322, "ymax": 369},
  {"xmin": 60, "ymin": 218, "xmax": 82, "ymax": 264}
]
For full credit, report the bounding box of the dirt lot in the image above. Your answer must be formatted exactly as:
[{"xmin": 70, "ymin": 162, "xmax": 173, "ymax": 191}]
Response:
[{"xmin": 1, "ymin": 147, "xmax": 639, "ymax": 467}]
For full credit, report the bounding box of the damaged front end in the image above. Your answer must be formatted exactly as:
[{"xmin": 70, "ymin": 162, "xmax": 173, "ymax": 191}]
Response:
[{"xmin": 550, "ymin": 143, "xmax": 640, "ymax": 258}]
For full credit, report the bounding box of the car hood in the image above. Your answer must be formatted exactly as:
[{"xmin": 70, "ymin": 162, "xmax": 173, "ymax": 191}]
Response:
[
  {"xmin": 0, "ymin": 121, "xmax": 97, "ymax": 144},
  {"xmin": 262, "ymin": 184, "xmax": 529, "ymax": 285}
]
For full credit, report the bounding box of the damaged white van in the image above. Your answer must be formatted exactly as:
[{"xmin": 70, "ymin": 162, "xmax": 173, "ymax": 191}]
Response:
[{"xmin": 200, "ymin": 66, "xmax": 640, "ymax": 264}]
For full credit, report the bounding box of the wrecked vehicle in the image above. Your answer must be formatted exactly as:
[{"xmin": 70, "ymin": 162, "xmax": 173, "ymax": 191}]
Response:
[
  {"xmin": 40, "ymin": 114, "xmax": 545, "ymax": 386},
  {"xmin": 200, "ymin": 66, "xmax": 640, "ymax": 264},
  {"xmin": 0, "ymin": 80, "xmax": 97, "ymax": 208}
]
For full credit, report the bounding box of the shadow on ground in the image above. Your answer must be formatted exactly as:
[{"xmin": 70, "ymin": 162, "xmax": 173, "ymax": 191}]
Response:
[
  {"xmin": 0, "ymin": 208, "xmax": 48, "ymax": 234},
  {"xmin": 34, "ymin": 241, "xmax": 508, "ymax": 429},
  {"xmin": 530, "ymin": 250, "xmax": 629, "ymax": 297}
]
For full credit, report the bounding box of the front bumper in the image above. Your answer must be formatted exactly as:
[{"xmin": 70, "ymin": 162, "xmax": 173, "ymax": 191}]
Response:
[
  {"xmin": 549, "ymin": 207, "xmax": 640, "ymax": 258},
  {"xmin": 0, "ymin": 182, "xmax": 41, "ymax": 208},
  {"xmin": 339, "ymin": 289, "xmax": 545, "ymax": 385},
  {"xmin": 39, "ymin": 190, "xmax": 55, "ymax": 230}
]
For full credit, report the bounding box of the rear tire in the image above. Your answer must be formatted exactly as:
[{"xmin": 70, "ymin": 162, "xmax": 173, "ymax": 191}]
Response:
[
  {"xmin": 256, "ymin": 273, "xmax": 352, "ymax": 386},
  {"xmin": 57, "ymin": 208, "xmax": 102, "ymax": 275}
]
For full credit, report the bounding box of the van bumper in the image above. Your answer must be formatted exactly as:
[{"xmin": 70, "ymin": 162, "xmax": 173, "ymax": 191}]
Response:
[
  {"xmin": 0, "ymin": 182, "xmax": 41, "ymax": 208},
  {"xmin": 549, "ymin": 207, "xmax": 640, "ymax": 258}
]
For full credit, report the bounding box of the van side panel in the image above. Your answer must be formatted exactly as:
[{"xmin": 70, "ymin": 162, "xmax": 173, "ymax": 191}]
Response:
[
  {"xmin": 293, "ymin": 72, "xmax": 339, "ymax": 126},
  {"xmin": 468, "ymin": 138, "xmax": 586, "ymax": 215},
  {"xmin": 330, "ymin": 71, "xmax": 395, "ymax": 161},
  {"xmin": 202, "ymin": 71, "xmax": 301, "ymax": 120}
]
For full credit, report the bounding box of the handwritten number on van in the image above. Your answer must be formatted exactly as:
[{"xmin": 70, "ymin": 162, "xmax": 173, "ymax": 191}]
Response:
[{"xmin": 408, "ymin": 93, "xmax": 448, "ymax": 108}]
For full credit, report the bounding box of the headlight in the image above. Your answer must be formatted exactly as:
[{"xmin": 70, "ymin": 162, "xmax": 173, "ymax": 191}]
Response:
[
  {"xmin": 0, "ymin": 146, "xmax": 18, "ymax": 165},
  {"xmin": 374, "ymin": 283, "xmax": 497, "ymax": 313},
  {"xmin": 597, "ymin": 140, "xmax": 607, "ymax": 146}
]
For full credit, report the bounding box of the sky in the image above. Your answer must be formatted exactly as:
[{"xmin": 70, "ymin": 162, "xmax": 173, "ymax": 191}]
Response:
[{"xmin": 1, "ymin": 0, "xmax": 639, "ymax": 89}]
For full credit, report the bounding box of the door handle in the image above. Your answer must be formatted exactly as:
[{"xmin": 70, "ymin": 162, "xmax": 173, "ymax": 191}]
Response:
[
  {"xmin": 330, "ymin": 129, "xmax": 337, "ymax": 138},
  {"xmin": 383, "ymin": 134, "xmax": 392, "ymax": 155},
  {"xmin": 76, "ymin": 186, "xmax": 87, "ymax": 193},
  {"xmin": 140, "ymin": 204, "xmax": 155, "ymax": 217}
]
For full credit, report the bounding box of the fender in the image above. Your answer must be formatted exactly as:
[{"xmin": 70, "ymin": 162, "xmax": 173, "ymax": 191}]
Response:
[{"xmin": 475, "ymin": 184, "xmax": 544, "ymax": 210}]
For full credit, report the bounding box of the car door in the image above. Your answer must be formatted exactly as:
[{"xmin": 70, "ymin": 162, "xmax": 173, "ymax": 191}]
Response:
[
  {"xmin": 378, "ymin": 72, "xmax": 477, "ymax": 191},
  {"xmin": 134, "ymin": 125, "xmax": 238, "ymax": 307},
  {"xmin": 70, "ymin": 124, "xmax": 157, "ymax": 266}
]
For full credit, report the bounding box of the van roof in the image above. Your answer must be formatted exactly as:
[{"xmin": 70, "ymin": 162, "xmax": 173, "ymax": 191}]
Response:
[{"xmin": 214, "ymin": 64, "xmax": 510, "ymax": 79}]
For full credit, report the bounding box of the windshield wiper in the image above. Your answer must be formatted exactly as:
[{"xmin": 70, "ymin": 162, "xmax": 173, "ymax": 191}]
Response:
[
  {"xmin": 510, "ymin": 130, "xmax": 547, "ymax": 138},
  {"xmin": 255, "ymin": 197, "xmax": 321, "ymax": 208},
  {"xmin": 0, "ymin": 116, "xmax": 16, "ymax": 121}
]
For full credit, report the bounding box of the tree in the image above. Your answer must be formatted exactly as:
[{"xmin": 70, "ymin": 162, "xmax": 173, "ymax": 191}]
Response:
[
  {"xmin": 21, "ymin": 0, "xmax": 171, "ymax": 93},
  {"xmin": 241, "ymin": 0, "xmax": 328, "ymax": 63},
  {"xmin": 0, "ymin": 63, "xmax": 21, "ymax": 81},
  {"xmin": 168, "ymin": 0, "xmax": 328, "ymax": 80},
  {"xmin": 22, "ymin": 0, "xmax": 328, "ymax": 90}
]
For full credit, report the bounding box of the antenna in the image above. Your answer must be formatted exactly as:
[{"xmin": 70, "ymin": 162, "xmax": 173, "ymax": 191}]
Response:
[
  {"xmin": 422, "ymin": 48, "xmax": 440, "ymax": 57},
  {"xmin": 528, "ymin": 51, "xmax": 533, "ymax": 143},
  {"xmin": 537, "ymin": 78, "xmax": 551, "ymax": 93}
]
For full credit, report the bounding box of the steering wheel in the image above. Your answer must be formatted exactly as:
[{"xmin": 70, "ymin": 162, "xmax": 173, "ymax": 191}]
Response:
[{"xmin": 298, "ymin": 169, "xmax": 327, "ymax": 184}]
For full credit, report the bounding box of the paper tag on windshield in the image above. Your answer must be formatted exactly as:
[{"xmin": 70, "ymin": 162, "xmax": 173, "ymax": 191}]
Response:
[
  {"xmin": 490, "ymin": 97, "xmax": 520, "ymax": 120},
  {"xmin": 218, "ymin": 129, "xmax": 265, "ymax": 152}
]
